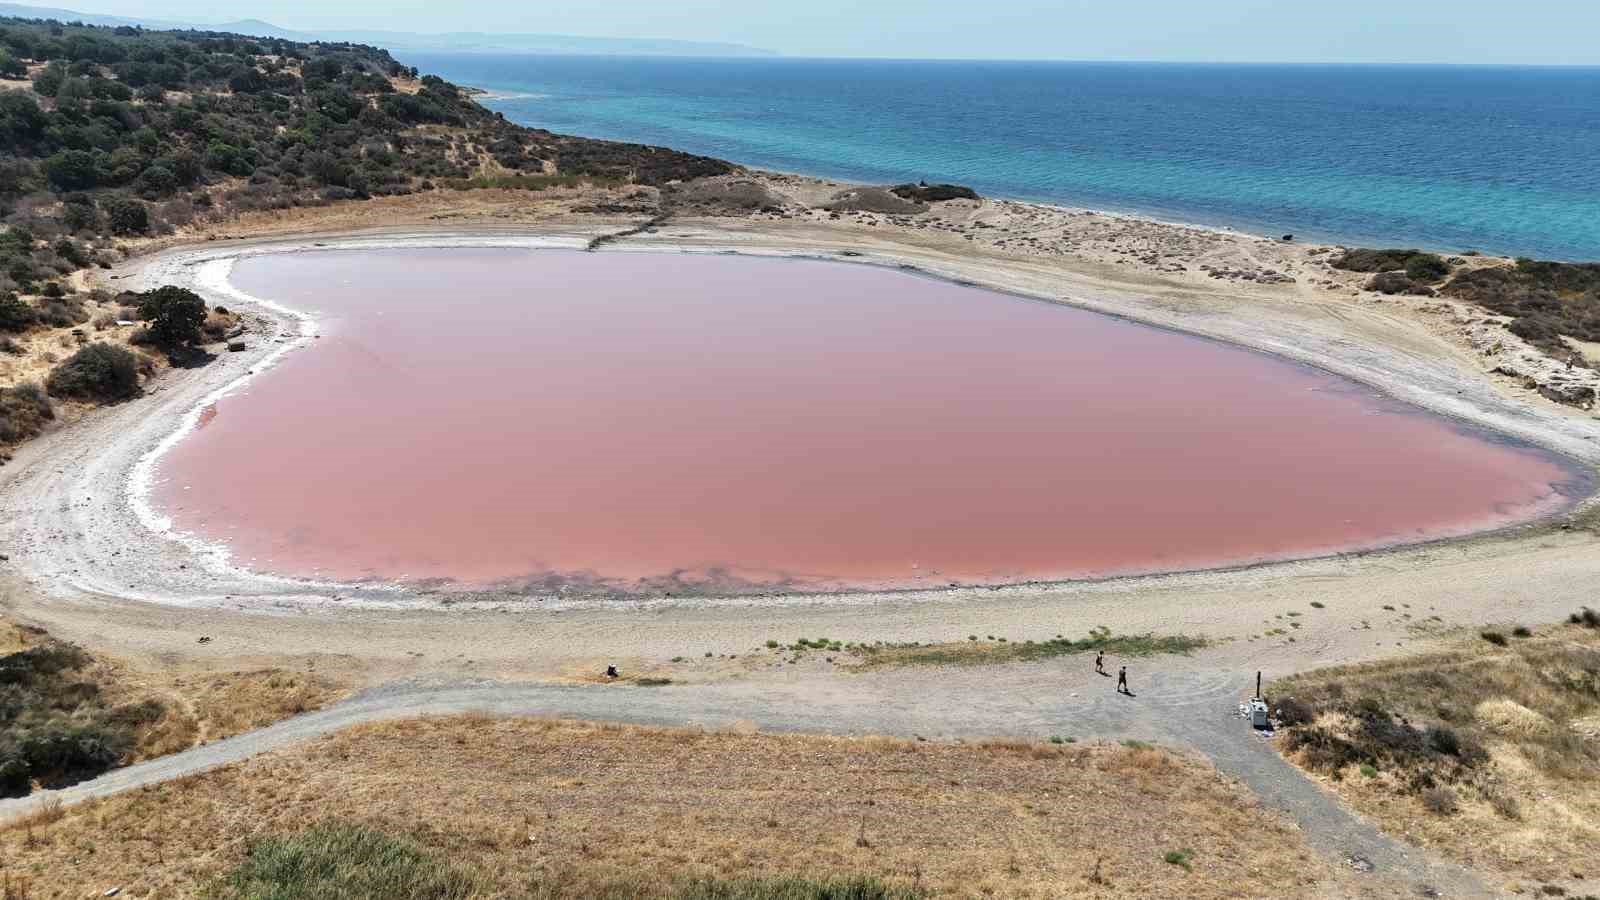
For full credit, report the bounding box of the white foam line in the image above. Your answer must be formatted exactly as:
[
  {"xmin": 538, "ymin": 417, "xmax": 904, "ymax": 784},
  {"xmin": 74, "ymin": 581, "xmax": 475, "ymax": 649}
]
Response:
[{"xmin": 125, "ymin": 256, "xmax": 331, "ymax": 583}]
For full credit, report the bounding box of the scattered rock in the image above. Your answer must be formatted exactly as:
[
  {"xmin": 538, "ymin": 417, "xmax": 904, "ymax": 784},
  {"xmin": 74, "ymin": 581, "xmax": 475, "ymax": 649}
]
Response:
[{"xmin": 1539, "ymin": 382, "xmax": 1597, "ymax": 406}]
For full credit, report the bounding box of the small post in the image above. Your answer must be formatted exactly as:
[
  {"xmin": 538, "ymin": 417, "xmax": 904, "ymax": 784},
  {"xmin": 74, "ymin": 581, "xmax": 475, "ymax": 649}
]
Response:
[{"xmin": 1255, "ymin": 671, "xmax": 1262, "ymax": 699}]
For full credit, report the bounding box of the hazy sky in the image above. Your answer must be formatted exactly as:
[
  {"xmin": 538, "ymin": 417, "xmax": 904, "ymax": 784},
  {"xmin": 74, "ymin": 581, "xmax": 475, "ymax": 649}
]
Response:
[{"xmin": 68, "ymin": 0, "xmax": 1600, "ymax": 65}]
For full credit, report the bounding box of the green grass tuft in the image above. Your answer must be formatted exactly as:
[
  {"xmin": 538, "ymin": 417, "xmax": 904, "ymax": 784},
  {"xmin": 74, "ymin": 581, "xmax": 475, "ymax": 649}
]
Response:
[
  {"xmin": 216, "ymin": 822, "xmax": 481, "ymax": 899},
  {"xmin": 1162, "ymin": 849, "xmax": 1194, "ymax": 871}
]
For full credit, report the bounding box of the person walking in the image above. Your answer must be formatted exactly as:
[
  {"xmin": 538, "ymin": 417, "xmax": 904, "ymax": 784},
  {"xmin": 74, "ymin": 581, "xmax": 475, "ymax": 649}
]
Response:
[
  {"xmin": 1117, "ymin": 665, "xmax": 1129, "ymax": 695},
  {"xmin": 1095, "ymin": 650, "xmax": 1106, "ymax": 675}
]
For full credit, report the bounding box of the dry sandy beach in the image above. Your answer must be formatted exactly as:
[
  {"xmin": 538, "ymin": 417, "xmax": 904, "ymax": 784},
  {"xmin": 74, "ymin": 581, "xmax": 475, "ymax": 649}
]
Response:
[{"xmin": 3, "ymin": 172, "xmax": 1599, "ymax": 690}]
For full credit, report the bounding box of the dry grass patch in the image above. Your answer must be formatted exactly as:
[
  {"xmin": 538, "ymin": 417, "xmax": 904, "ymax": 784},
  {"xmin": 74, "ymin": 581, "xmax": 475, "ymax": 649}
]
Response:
[
  {"xmin": 1, "ymin": 716, "xmax": 1346, "ymax": 899},
  {"xmin": 1270, "ymin": 620, "xmax": 1600, "ymax": 885}
]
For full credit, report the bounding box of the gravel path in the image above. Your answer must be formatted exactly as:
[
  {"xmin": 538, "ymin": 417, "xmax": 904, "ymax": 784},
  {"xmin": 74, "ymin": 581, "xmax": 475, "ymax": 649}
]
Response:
[{"xmin": 0, "ymin": 664, "xmax": 1490, "ymax": 897}]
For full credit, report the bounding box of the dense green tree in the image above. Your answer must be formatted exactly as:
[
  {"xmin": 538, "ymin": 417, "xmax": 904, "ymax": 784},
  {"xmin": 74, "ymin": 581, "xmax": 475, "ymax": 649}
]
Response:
[
  {"xmin": 43, "ymin": 149, "xmax": 97, "ymax": 190},
  {"xmin": 103, "ymin": 196, "xmax": 148, "ymax": 234},
  {"xmin": 29, "ymin": 61, "xmax": 64, "ymax": 96},
  {"xmin": 136, "ymin": 285, "xmax": 207, "ymax": 348}
]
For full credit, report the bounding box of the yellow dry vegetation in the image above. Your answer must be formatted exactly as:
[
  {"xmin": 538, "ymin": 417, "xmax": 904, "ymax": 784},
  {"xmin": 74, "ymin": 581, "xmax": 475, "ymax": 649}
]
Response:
[
  {"xmin": 1, "ymin": 716, "xmax": 1354, "ymax": 899},
  {"xmin": 1272, "ymin": 622, "xmax": 1600, "ymax": 888}
]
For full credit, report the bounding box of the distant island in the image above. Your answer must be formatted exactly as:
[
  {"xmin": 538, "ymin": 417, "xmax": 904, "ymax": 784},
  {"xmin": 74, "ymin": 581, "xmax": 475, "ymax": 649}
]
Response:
[{"xmin": 0, "ymin": 2, "xmax": 777, "ymax": 57}]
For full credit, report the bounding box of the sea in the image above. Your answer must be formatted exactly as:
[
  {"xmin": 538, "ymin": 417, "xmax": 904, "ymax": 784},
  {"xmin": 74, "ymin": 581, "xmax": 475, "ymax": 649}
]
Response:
[{"xmin": 401, "ymin": 55, "xmax": 1600, "ymax": 261}]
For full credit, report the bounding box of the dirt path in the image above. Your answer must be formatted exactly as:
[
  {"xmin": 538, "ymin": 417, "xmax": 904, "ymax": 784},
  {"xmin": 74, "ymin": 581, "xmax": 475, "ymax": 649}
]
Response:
[{"xmin": 0, "ymin": 663, "xmax": 1486, "ymax": 897}]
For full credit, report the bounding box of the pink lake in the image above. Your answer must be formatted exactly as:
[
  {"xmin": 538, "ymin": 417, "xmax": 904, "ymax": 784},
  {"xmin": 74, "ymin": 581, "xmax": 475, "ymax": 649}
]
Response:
[{"xmin": 152, "ymin": 248, "xmax": 1586, "ymax": 595}]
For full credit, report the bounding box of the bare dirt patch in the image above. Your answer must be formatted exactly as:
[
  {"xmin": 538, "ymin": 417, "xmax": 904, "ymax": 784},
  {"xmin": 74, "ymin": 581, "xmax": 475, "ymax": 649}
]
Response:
[{"xmin": 0, "ymin": 716, "xmax": 1360, "ymax": 899}]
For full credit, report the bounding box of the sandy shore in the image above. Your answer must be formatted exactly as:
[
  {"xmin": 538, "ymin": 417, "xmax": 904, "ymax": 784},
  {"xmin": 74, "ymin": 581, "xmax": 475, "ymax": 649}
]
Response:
[{"xmin": 4, "ymin": 179, "xmax": 1600, "ymax": 687}]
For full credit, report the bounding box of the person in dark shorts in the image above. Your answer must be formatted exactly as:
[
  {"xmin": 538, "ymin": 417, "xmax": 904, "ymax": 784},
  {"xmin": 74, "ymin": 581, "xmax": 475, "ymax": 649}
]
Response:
[
  {"xmin": 1117, "ymin": 666, "xmax": 1129, "ymax": 694},
  {"xmin": 1095, "ymin": 651, "xmax": 1106, "ymax": 675}
]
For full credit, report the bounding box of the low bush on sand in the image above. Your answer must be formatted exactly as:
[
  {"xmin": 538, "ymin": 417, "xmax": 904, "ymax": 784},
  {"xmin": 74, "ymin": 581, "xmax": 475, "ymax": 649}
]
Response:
[
  {"xmin": 1366, "ymin": 271, "xmax": 1435, "ymax": 296},
  {"xmin": 1441, "ymin": 258, "xmax": 1600, "ymax": 360},
  {"xmin": 890, "ymin": 183, "xmax": 979, "ymax": 203},
  {"xmin": 45, "ymin": 342, "xmax": 141, "ymax": 402},
  {"xmin": 1331, "ymin": 248, "xmax": 1449, "ymax": 275},
  {"xmin": 0, "ymin": 381, "xmax": 52, "ymax": 443}
]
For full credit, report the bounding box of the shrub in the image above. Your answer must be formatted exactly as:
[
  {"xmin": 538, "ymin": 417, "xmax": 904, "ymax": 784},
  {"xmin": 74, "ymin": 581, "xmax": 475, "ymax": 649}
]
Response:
[
  {"xmin": 1274, "ymin": 696, "xmax": 1316, "ymax": 727},
  {"xmin": 1404, "ymin": 254, "xmax": 1452, "ymax": 282},
  {"xmin": 891, "ymin": 183, "xmax": 979, "ymax": 202},
  {"xmin": 46, "ymin": 342, "xmax": 140, "ymax": 402},
  {"xmin": 1367, "ymin": 271, "xmax": 1434, "ymax": 296},
  {"xmin": 0, "ymin": 292, "xmax": 34, "ymax": 331},
  {"xmin": 1426, "ymin": 725, "xmax": 1461, "ymax": 756},
  {"xmin": 1442, "ymin": 260, "xmax": 1600, "ymax": 355},
  {"xmin": 1421, "ymin": 786, "xmax": 1458, "ymax": 815},
  {"xmin": 1512, "ymin": 626, "xmax": 1532, "ymax": 638},
  {"xmin": 1480, "ymin": 631, "xmax": 1508, "ymax": 647},
  {"xmin": 7, "ymin": 719, "xmax": 126, "ymax": 776},
  {"xmin": 1571, "ymin": 608, "xmax": 1600, "ymax": 628},
  {"xmin": 137, "ymin": 285, "xmax": 208, "ymax": 349},
  {"xmin": 37, "ymin": 299, "xmax": 82, "ymax": 327},
  {"xmin": 1333, "ymin": 248, "xmax": 1434, "ymax": 273},
  {"xmin": 1483, "ymin": 785, "xmax": 1521, "ymax": 820},
  {"xmin": 0, "ymin": 381, "xmax": 53, "ymax": 443}
]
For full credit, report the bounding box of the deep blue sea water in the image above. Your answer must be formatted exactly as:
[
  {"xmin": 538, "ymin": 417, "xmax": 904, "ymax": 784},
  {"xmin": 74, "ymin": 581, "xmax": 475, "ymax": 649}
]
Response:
[{"xmin": 403, "ymin": 55, "xmax": 1600, "ymax": 260}]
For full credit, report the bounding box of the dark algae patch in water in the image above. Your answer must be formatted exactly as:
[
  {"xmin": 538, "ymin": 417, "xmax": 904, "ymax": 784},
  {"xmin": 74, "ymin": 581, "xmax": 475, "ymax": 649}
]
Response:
[{"xmin": 153, "ymin": 248, "xmax": 1583, "ymax": 595}]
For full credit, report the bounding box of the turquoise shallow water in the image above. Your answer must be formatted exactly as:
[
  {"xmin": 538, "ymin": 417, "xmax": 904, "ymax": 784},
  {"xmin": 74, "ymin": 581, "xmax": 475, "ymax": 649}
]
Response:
[{"xmin": 403, "ymin": 55, "xmax": 1600, "ymax": 261}]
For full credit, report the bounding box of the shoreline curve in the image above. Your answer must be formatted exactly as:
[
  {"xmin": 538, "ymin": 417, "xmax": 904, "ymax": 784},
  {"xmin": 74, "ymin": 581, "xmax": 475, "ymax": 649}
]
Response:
[{"xmin": 2, "ymin": 224, "xmax": 1597, "ymax": 614}]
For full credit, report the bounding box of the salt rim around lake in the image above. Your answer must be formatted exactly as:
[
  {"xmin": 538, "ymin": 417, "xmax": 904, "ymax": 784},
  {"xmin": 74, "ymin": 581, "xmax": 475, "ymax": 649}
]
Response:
[
  {"xmin": 131, "ymin": 239, "xmax": 1593, "ymax": 601},
  {"xmin": 5, "ymin": 222, "xmax": 1594, "ymax": 614}
]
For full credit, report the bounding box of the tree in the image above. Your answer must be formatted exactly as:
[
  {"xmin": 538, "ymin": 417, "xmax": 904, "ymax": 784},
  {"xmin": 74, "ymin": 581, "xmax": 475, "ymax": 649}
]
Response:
[
  {"xmin": 29, "ymin": 61, "xmax": 65, "ymax": 96},
  {"xmin": 43, "ymin": 149, "xmax": 98, "ymax": 190},
  {"xmin": 0, "ymin": 91, "xmax": 45, "ymax": 150},
  {"xmin": 228, "ymin": 67, "xmax": 266, "ymax": 94},
  {"xmin": 135, "ymin": 164, "xmax": 177, "ymax": 198},
  {"xmin": 103, "ymin": 196, "xmax": 148, "ymax": 235},
  {"xmin": 0, "ymin": 50, "xmax": 26, "ymax": 79},
  {"xmin": 60, "ymin": 194, "xmax": 98, "ymax": 231},
  {"xmin": 136, "ymin": 285, "xmax": 207, "ymax": 348}
]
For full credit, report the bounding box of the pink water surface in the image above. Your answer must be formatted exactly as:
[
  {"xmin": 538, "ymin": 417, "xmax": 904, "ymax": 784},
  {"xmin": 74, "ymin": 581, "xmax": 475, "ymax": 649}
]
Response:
[{"xmin": 152, "ymin": 248, "xmax": 1584, "ymax": 594}]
